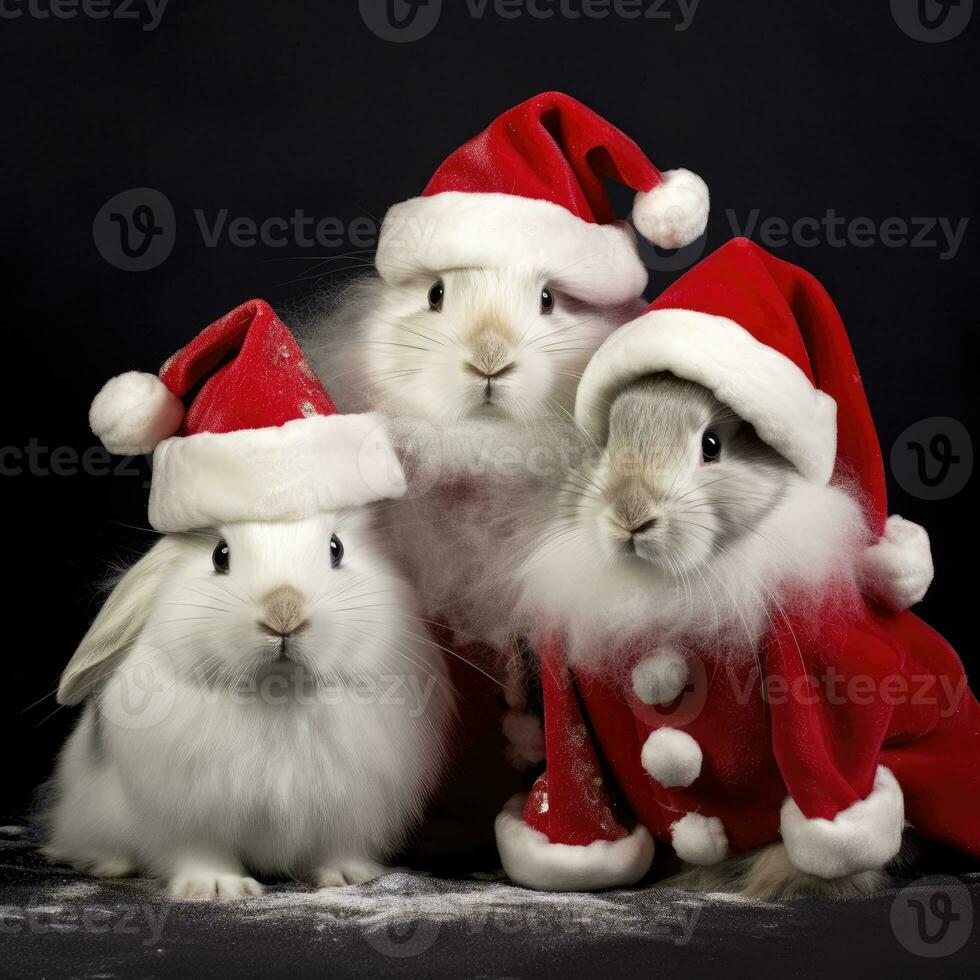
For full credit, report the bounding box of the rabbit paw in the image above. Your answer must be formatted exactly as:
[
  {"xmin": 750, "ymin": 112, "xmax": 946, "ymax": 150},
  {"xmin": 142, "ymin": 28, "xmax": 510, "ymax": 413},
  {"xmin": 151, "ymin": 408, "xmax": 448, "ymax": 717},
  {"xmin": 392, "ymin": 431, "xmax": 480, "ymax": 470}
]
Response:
[
  {"xmin": 41, "ymin": 848, "xmax": 137, "ymax": 879},
  {"xmin": 316, "ymin": 859, "xmax": 390, "ymax": 888},
  {"xmin": 169, "ymin": 869, "xmax": 264, "ymax": 901},
  {"xmin": 88, "ymin": 857, "xmax": 138, "ymax": 879}
]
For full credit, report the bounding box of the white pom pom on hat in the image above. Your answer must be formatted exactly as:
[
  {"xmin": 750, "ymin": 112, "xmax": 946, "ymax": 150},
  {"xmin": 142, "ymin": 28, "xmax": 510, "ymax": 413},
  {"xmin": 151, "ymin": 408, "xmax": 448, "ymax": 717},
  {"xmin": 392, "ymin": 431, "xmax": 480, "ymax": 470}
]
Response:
[
  {"xmin": 89, "ymin": 370, "xmax": 185, "ymax": 455},
  {"xmin": 632, "ymin": 168, "xmax": 710, "ymax": 250}
]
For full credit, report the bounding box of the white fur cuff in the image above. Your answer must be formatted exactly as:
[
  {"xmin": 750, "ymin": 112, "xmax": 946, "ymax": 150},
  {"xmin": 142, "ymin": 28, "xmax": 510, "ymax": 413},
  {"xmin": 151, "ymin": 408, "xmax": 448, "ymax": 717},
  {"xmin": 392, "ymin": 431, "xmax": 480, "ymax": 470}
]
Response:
[
  {"xmin": 148, "ymin": 413, "xmax": 406, "ymax": 532},
  {"xmin": 576, "ymin": 308, "xmax": 838, "ymax": 484},
  {"xmin": 376, "ymin": 192, "xmax": 648, "ymax": 307},
  {"xmin": 495, "ymin": 794, "xmax": 654, "ymax": 892},
  {"xmin": 780, "ymin": 766, "xmax": 904, "ymax": 879},
  {"xmin": 859, "ymin": 515, "xmax": 934, "ymax": 612}
]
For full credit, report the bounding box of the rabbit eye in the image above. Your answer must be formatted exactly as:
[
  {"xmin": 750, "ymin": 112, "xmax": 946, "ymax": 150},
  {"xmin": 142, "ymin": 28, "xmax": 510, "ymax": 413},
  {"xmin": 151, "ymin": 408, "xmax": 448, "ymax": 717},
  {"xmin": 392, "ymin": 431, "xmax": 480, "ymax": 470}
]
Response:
[
  {"xmin": 540, "ymin": 287, "xmax": 555, "ymax": 314},
  {"xmin": 428, "ymin": 280, "xmax": 444, "ymax": 311},
  {"xmin": 330, "ymin": 533, "xmax": 344, "ymax": 569},
  {"xmin": 701, "ymin": 430, "xmax": 721, "ymax": 463},
  {"xmin": 212, "ymin": 540, "xmax": 230, "ymax": 573}
]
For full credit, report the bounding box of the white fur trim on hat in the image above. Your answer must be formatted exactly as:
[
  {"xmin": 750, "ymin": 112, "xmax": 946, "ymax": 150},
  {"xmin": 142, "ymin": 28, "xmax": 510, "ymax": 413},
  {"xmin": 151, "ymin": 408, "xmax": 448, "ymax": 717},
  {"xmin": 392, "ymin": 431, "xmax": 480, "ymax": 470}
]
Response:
[
  {"xmin": 641, "ymin": 728, "xmax": 702, "ymax": 789},
  {"xmin": 376, "ymin": 192, "xmax": 648, "ymax": 307},
  {"xmin": 576, "ymin": 308, "xmax": 838, "ymax": 484},
  {"xmin": 670, "ymin": 812, "xmax": 728, "ymax": 865},
  {"xmin": 148, "ymin": 413, "xmax": 405, "ymax": 532},
  {"xmin": 632, "ymin": 169, "xmax": 710, "ymax": 250},
  {"xmin": 90, "ymin": 371, "xmax": 185, "ymax": 455},
  {"xmin": 859, "ymin": 515, "xmax": 933, "ymax": 612},
  {"xmin": 631, "ymin": 648, "xmax": 689, "ymax": 705},
  {"xmin": 495, "ymin": 794, "xmax": 654, "ymax": 892},
  {"xmin": 780, "ymin": 766, "xmax": 904, "ymax": 879}
]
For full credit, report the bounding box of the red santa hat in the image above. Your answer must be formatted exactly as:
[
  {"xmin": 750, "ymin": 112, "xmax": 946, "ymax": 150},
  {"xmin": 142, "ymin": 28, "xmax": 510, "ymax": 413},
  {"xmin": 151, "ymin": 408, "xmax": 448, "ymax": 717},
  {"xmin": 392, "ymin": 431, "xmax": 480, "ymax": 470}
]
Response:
[
  {"xmin": 375, "ymin": 91, "xmax": 709, "ymax": 307},
  {"xmin": 575, "ymin": 237, "xmax": 932, "ymax": 608},
  {"xmin": 88, "ymin": 299, "xmax": 405, "ymax": 532}
]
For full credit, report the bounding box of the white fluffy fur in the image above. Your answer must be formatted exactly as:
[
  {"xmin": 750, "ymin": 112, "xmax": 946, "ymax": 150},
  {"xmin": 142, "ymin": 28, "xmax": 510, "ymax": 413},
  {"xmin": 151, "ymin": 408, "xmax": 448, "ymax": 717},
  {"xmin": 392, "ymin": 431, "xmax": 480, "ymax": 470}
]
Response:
[
  {"xmin": 89, "ymin": 371, "xmax": 185, "ymax": 455},
  {"xmin": 376, "ymin": 192, "xmax": 649, "ymax": 306},
  {"xmin": 42, "ymin": 510, "xmax": 453, "ymax": 899},
  {"xmin": 495, "ymin": 794, "xmax": 655, "ymax": 891},
  {"xmin": 632, "ymin": 168, "xmax": 710, "ymax": 250},
  {"xmin": 305, "ymin": 269, "xmax": 639, "ymax": 424},
  {"xmin": 666, "ymin": 840, "xmax": 889, "ymax": 901},
  {"xmin": 501, "ymin": 709, "xmax": 545, "ymax": 768},
  {"xmin": 149, "ymin": 414, "xmax": 406, "ymax": 533},
  {"xmin": 301, "ymin": 270, "xmax": 634, "ymax": 651},
  {"xmin": 518, "ymin": 468, "xmax": 867, "ymax": 671}
]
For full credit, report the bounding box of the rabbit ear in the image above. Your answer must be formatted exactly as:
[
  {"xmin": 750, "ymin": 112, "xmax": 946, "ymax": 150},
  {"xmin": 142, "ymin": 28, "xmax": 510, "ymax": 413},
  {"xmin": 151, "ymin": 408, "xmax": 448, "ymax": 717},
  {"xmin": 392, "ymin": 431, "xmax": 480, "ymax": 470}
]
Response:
[{"xmin": 58, "ymin": 537, "xmax": 186, "ymax": 706}]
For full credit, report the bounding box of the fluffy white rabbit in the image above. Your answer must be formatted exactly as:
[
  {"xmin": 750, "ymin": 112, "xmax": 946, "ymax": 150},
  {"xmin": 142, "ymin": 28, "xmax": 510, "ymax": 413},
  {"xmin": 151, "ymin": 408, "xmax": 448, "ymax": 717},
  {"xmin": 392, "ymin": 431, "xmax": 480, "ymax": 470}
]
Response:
[
  {"xmin": 302, "ymin": 270, "xmax": 630, "ymax": 655},
  {"xmin": 41, "ymin": 509, "xmax": 453, "ymax": 900}
]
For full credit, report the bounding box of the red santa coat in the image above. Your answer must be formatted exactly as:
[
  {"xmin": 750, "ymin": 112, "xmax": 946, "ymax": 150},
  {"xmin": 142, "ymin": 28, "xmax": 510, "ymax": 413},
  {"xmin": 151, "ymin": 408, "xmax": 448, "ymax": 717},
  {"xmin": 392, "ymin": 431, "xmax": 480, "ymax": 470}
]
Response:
[
  {"xmin": 495, "ymin": 239, "xmax": 970, "ymax": 890},
  {"xmin": 496, "ymin": 599, "xmax": 980, "ymax": 890}
]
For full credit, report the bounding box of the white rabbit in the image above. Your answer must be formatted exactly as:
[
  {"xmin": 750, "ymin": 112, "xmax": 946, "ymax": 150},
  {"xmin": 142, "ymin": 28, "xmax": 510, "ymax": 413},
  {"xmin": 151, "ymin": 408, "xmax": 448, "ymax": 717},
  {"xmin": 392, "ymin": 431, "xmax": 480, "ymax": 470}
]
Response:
[
  {"xmin": 40, "ymin": 509, "xmax": 453, "ymax": 900},
  {"xmin": 301, "ymin": 269, "xmax": 628, "ymax": 656}
]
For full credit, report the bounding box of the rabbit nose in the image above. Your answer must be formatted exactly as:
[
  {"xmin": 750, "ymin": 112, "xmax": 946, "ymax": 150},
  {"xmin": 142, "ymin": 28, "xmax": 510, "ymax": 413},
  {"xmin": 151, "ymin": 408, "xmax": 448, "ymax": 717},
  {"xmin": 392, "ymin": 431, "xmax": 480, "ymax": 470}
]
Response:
[
  {"xmin": 630, "ymin": 517, "xmax": 659, "ymax": 537},
  {"xmin": 259, "ymin": 586, "xmax": 310, "ymax": 638},
  {"xmin": 464, "ymin": 360, "xmax": 517, "ymax": 382},
  {"xmin": 467, "ymin": 333, "xmax": 515, "ymax": 380}
]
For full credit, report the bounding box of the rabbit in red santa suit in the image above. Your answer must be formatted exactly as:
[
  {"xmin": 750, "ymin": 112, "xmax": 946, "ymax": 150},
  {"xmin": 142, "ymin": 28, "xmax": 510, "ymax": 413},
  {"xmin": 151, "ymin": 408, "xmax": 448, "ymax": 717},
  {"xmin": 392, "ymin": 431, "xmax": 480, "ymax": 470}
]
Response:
[{"xmin": 495, "ymin": 238, "xmax": 979, "ymax": 898}]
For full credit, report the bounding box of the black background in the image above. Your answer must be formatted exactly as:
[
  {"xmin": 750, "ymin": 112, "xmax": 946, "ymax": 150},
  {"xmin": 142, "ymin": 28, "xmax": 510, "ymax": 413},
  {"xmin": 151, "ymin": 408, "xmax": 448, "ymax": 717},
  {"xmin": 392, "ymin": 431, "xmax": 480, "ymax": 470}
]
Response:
[{"xmin": 0, "ymin": 1, "xmax": 976, "ymax": 818}]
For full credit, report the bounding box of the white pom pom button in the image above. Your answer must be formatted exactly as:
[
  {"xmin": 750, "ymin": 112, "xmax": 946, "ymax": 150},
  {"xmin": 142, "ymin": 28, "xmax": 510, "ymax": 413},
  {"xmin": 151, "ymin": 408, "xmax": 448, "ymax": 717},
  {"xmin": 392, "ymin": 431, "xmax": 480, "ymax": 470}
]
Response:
[
  {"xmin": 631, "ymin": 648, "xmax": 689, "ymax": 705},
  {"xmin": 670, "ymin": 813, "xmax": 729, "ymax": 865},
  {"xmin": 640, "ymin": 727, "xmax": 702, "ymax": 788}
]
